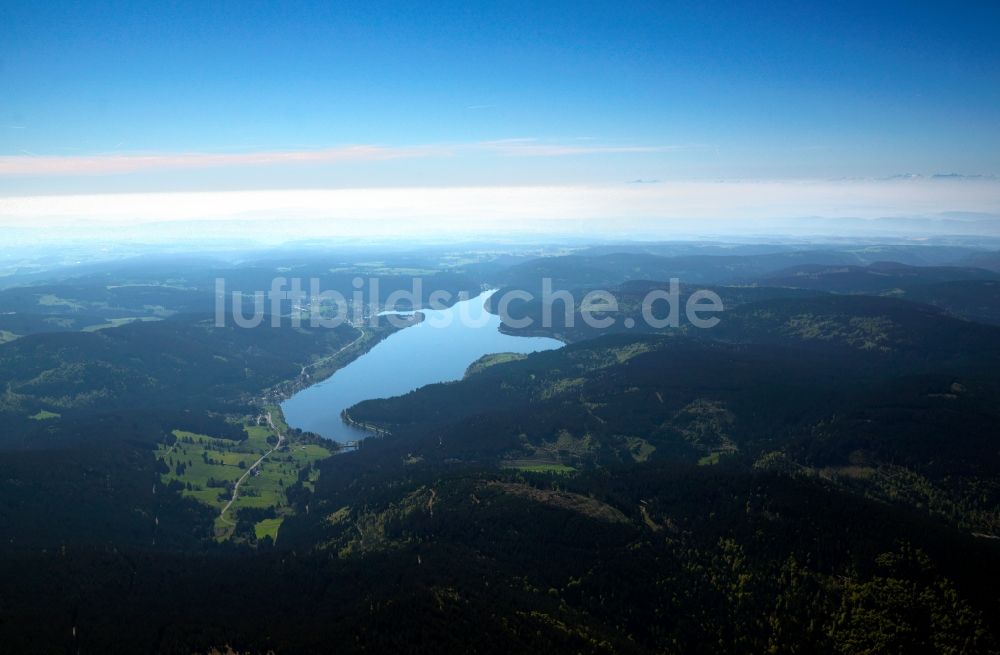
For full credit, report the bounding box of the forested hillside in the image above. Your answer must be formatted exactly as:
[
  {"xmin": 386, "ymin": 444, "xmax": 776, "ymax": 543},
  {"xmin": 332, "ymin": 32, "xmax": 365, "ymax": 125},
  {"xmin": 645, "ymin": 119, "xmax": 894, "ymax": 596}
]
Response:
[{"xmin": 2, "ymin": 245, "xmax": 999, "ymax": 653}]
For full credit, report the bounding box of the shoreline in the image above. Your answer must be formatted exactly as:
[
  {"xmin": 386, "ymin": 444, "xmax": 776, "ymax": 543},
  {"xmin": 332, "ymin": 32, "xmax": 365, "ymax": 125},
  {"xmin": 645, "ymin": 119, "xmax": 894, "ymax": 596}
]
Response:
[
  {"xmin": 264, "ymin": 312, "xmax": 426, "ymax": 446},
  {"xmin": 261, "ymin": 313, "xmax": 423, "ymax": 407},
  {"xmin": 339, "ymin": 408, "xmax": 391, "ymax": 439}
]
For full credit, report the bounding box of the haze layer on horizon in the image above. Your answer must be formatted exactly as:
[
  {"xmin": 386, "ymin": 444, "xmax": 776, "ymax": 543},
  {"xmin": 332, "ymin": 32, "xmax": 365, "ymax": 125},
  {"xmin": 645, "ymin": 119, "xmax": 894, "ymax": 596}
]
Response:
[{"xmin": 2, "ymin": 1, "xmax": 998, "ymax": 242}]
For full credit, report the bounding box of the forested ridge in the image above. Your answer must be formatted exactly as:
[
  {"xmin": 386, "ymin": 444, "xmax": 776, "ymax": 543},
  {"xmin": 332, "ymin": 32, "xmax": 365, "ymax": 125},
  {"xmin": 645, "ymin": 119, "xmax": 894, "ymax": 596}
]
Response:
[{"xmin": 1, "ymin": 245, "xmax": 999, "ymax": 653}]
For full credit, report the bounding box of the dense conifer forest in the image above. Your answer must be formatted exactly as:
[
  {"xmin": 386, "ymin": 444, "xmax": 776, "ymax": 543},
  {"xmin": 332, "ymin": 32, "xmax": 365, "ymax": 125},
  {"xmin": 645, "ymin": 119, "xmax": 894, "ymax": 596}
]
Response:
[{"xmin": 1, "ymin": 244, "xmax": 999, "ymax": 652}]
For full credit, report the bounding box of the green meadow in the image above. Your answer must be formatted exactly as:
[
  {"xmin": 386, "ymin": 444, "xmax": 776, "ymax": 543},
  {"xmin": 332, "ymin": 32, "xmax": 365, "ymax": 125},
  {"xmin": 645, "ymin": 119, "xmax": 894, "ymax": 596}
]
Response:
[
  {"xmin": 502, "ymin": 460, "xmax": 577, "ymax": 474},
  {"xmin": 156, "ymin": 424, "xmax": 331, "ymax": 541}
]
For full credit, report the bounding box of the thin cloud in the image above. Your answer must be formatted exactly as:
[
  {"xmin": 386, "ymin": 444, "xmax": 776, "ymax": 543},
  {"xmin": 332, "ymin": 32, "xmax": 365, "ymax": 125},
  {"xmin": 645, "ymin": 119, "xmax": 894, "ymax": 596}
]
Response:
[
  {"xmin": 4, "ymin": 180, "xmax": 999, "ymax": 231},
  {"xmin": 0, "ymin": 139, "xmax": 693, "ymax": 176},
  {"xmin": 475, "ymin": 138, "xmax": 697, "ymax": 157},
  {"xmin": 0, "ymin": 144, "xmax": 445, "ymax": 176}
]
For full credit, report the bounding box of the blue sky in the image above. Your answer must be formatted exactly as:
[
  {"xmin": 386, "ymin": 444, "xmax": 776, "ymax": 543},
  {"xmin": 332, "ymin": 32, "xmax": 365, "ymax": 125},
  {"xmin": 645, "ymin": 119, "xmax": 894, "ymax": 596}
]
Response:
[{"xmin": 1, "ymin": 1, "xmax": 999, "ymax": 235}]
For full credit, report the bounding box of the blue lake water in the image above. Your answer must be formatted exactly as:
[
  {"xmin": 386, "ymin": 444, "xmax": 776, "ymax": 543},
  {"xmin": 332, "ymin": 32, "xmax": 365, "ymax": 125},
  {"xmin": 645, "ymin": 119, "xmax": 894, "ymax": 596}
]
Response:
[{"xmin": 281, "ymin": 290, "xmax": 563, "ymax": 442}]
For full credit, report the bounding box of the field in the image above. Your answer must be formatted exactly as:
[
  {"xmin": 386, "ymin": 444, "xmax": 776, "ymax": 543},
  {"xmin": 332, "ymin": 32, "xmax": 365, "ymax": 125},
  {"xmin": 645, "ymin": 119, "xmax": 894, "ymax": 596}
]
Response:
[
  {"xmin": 502, "ymin": 459, "xmax": 577, "ymax": 474},
  {"xmin": 156, "ymin": 424, "xmax": 332, "ymax": 541},
  {"xmin": 81, "ymin": 316, "xmax": 163, "ymax": 332},
  {"xmin": 254, "ymin": 517, "xmax": 283, "ymax": 541}
]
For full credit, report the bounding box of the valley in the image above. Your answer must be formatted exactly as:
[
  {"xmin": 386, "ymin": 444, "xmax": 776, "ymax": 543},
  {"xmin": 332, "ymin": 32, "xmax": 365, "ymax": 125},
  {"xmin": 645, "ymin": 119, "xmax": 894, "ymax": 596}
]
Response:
[
  {"xmin": 2, "ymin": 241, "xmax": 1000, "ymax": 653},
  {"xmin": 7, "ymin": 7, "xmax": 1000, "ymax": 651}
]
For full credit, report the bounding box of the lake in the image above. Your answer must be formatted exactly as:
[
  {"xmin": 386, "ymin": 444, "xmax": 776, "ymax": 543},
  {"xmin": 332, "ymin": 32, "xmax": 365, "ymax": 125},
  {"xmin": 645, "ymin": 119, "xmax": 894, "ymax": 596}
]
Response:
[{"xmin": 281, "ymin": 290, "xmax": 563, "ymax": 441}]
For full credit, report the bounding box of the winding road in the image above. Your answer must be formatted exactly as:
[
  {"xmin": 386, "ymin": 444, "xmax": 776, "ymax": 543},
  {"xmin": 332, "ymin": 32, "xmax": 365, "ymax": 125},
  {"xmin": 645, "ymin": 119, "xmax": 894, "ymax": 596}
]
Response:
[
  {"xmin": 220, "ymin": 329, "xmax": 366, "ymax": 525},
  {"xmin": 219, "ymin": 410, "xmax": 285, "ymax": 524}
]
